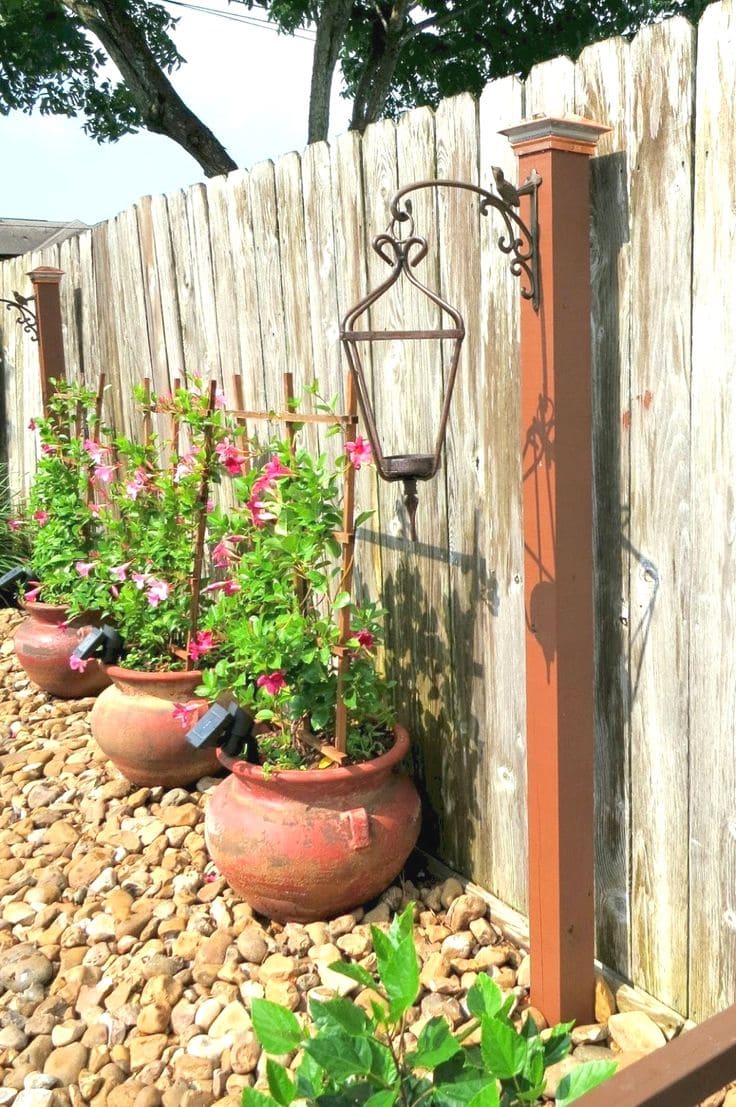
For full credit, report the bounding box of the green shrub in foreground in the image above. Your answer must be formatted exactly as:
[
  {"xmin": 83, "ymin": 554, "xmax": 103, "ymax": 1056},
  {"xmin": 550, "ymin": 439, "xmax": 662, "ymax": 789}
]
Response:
[{"xmin": 243, "ymin": 903, "xmax": 615, "ymax": 1107}]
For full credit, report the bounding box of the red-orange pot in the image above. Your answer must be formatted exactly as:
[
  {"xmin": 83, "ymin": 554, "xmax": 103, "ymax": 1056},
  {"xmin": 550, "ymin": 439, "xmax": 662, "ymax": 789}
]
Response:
[
  {"xmin": 89, "ymin": 666, "xmax": 219, "ymax": 786},
  {"xmin": 205, "ymin": 724, "xmax": 421, "ymax": 922},
  {"xmin": 14, "ymin": 602, "xmax": 111, "ymax": 698}
]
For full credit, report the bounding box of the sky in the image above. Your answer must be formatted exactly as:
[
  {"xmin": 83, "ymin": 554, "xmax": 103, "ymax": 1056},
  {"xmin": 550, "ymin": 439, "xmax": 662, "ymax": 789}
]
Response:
[{"xmin": 1, "ymin": 0, "xmax": 350, "ymax": 227}]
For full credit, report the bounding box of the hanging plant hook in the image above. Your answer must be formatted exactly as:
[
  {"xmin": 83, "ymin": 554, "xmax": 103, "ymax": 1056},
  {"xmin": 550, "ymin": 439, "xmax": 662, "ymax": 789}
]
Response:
[{"xmin": 0, "ymin": 291, "xmax": 38, "ymax": 340}]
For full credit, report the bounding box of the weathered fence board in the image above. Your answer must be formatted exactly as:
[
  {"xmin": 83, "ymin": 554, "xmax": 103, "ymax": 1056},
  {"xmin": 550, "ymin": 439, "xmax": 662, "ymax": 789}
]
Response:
[
  {"xmin": 689, "ymin": 0, "xmax": 736, "ymax": 1024},
  {"xmin": 575, "ymin": 32, "xmax": 634, "ymax": 984},
  {"xmin": 4, "ymin": 7, "xmax": 736, "ymax": 1020},
  {"xmin": 478, "ymin": 75, "xmax": 527, "ymax": 912},
  {"xmin": 627, "ymin": 18, "xmax": 694, "ymax": 1014}
]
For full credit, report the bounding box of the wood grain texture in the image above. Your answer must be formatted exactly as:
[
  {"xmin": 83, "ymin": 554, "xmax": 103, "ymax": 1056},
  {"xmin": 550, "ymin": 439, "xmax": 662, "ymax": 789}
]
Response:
[
  {"xmin": 106, "ymin": 208, "xmax": 151, "ymax": 437},
  {"xmin": 149, "ymin": 194, "xmax": 186, "ymax": 388},
  {"xmin": 434, "ymin": 93, "xmax": 484, "ymax": 879},
  {"xmin": 57, "ymin": 234, "xmax": 82, "ymax": 383},
  {"xmin": 331, "ymin": 129, "xmax": 383, "ymax": 606},
  {"xmin": 249, "ymin": 161, "xmax": 286, "ymax": 413},
  {"xmin": 90, "ymin": 220, "xmax": 122, "ymax": 435},
  {"xmin": 223, "ymin": 168, "xmax": 267, "ymax": 417},
  {"xmin": 78, "ymin": 229, "xmax": 101, "ymax": 391},
  {"xmin": 575, "ymin": 34, "xmax": 634, "ymax": 982},
  {"xmin": 626, "ymin": 18, "xmax": 693, "ymax": 1014},
  {"xmin": 136, "ymin": 195, "xmax": 172, "ymax": 404},
  {"xmin": 478, "ymin": 76, "xmax": 527, "ymax": 911},
  {"xmin": 391, "ymin": 105, "xmax": 454, "ymax": 865},
  {"xmin": 689, "ymin": 0, "xmax": 736, "ymax": 1023}
]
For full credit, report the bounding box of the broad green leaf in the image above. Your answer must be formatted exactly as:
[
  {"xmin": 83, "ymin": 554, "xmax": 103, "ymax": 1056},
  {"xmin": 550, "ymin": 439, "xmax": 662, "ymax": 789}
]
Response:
[
  {"xmin": 309, "ymin": 996, "xmax": 369, "ymax": 1037},
  {"xmin": 251, "ymin": 998, "xmax": 304, "ymax": 1054},
  {"xmin": 406, "ymin": 1017, "xmax": 461, "ymax": 1070},
  {"xmin": 295, "ymin": 1051, "xmax": 324, "ymax": 1098},
  {"xmin": 365, "ymin": 1092, "xmax": 398, "ymax": 1107},
  {"xmin": 304, "ymin": 1031, "xmax": 373, "ymax": 1081},
  {"xmin": 543, "ymin": 1022, "xmax": 574, "ymax": 1066},
  {"xmin": 241, "ymin": 1091, "xmax": 278, "ymax": 1107},
  {"xmin": 333, "ymin": 590, "xmax": 352, "ymax": 608},
  {"xmin": 556, "ymin": 1061, "xmax": 617, "ymax": 1107},
  {"xmin": 466, "ymin": 975, "xmax": 504, "ymax": 1019},
  {"xmin": 367, "ymin": 1037, "xmax": 398, "ymax": 1085},
  {"xmin": 371, "ymin": 910, "xmax": 419, "ymax": 1020},
  {"xmin": 327, "ymin": 960, "xmax": 377, "ymax": 991},
  {"xmin": 266, "ymin": 1059, "xmax": 295, "ymax": 1105},
  {"xmin": 433, "ymin": 1069, "xmax": 499, "ymax": 1107},
  {"xmin": 467, "ymin": 1086, "xmax": 501, "ymax": 1107},
  {"xmin": 480, "ymin": 1018, "xmax": 529, "ymax": 1080},
  {"xmin": 316, "ymin": 1083, "xmax": 379, "ymax": 1106}
]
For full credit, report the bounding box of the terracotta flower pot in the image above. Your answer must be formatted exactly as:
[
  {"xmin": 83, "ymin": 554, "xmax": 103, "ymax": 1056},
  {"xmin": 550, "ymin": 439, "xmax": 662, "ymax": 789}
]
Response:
[
  {"xmin": 14, "ymin": 602, "xmax": 111, "ymax": 698},
  {"xmin": 205, "ymin": 724, "xmax": 421, "ymax": 922},
  {"xmin": 89, "ymin": 666, "xmax": 219, "ymax": 787}
]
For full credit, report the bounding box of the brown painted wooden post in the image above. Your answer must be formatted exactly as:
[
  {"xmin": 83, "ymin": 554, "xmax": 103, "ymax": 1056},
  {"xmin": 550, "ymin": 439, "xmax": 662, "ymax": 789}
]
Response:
[
  {"xmin": 28, "ymin": 266, "xmax": 66, "ymax": 413},
  {"xmin": 501, "ymin": 117, "xmax": 609, "ymax": 1025}
]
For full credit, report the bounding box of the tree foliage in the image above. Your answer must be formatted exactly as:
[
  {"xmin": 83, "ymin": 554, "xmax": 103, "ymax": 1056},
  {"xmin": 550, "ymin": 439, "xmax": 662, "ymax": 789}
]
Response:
[{"xmin": 0, "ymin": 0, "xmax": 711, "ymax": 177}]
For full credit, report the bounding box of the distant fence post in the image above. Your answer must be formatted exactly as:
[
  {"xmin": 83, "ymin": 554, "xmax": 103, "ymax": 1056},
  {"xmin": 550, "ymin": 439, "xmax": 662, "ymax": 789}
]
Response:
[
  {"xmin": 502, "ymin": 116, "xmax": 610, "ymax": 1025},
  {"xmin": 28, "ymin": 267, "xmax": 66, "ymax": 413}
]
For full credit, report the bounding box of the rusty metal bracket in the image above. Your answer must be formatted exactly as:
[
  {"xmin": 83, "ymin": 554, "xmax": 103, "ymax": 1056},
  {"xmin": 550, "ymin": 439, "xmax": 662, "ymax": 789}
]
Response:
[
  {"xmin": 0, "ymin": 291, "xmax": 38, "ymax": 341},
  {"xmin": 389, "ymin": 168, "xmax": 542, "ymax": 310}
]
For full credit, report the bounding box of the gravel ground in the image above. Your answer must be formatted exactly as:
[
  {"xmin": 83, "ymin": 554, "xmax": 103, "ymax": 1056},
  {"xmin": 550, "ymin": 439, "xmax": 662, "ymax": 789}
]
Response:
[{"xmin": 0, "ymin": 608, "xmax": 708, "ymax": 1107}]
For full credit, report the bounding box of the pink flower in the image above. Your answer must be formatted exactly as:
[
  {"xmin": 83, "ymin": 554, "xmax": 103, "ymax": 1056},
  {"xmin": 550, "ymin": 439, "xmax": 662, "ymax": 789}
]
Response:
[
  {"xmin": 33, "ymin": 510, "xmax": 49, "ymax": 526},
  {"xmin": 110, "ymin": 585, "xmax": 120, "ymax": 599},
  {"xmin": 174, "ymin": 450, "xmax": 199, "ymax": 483},
  {"xmin": 69, "ymin": 655, "xmax": 89, "ymax": 673},
  {"xmin": 355, "ymin": 629, "xmax": 375, "ymax": 650},
  {"xmin": 211, "ymin": 535, "xmax": 245, "ymax": 569},
  {"xmin": 40, "ymin": 444, "xmax": 55, "ymax": 457},
  {"xmin": 132, "ymin": 571, "xmax": 150, "ymax": 590},
  {"xmin": 88, "ymin": 503, "xmax": 101, "ymax": 517},
  {"xmin": 110, "ymin": 562, "xmax": 131, "ymax": 582},
  {"xmin": 7, "ymin": 519, "xmax": 22, "ymax": 532},
  {"xmin": 206, "ymin": 498, "xmax": 215, "ymax": 513},
  {"xmin": 215, "ymin": 388, "xmax": 226, "ymax": 410},
  {"xmin": 83, "ymin": 439, "xmax": 106, "ymax": 464},
  {"xmin": 172, "ymin": 701, "xmax": 200, "ymax": 729},
  {"xmin": 203, "ymin": 870, "xmax": 219, "ymax": 883},
  {"xmin": 215, "ymin": 438, "xmax": 247, "ymax": 476},
  {"xmin": 256, "ymin": 670, "xmax": 287, "ymax": 696},
  {"xmin": 93, "ymin": 464, "xmax": 117, "ymax": 486},
  {"xmin": 28, "ymin": 419, "xmax": 36, "ymax": 431},
  {"xmin": 188, "ymin": 630, "xmax": 215, "ymax": 661},
  {"xmin": 125, "ymin": 467, "xmax": 149, "ymax": 500},
  {"xmin": 75, "ymin": 561, "xmax": 95, "ymax": 578},
  {"xmin": 24, "ymin": 586, "xmax": 42, "ymax": 604},
  {"xmin": 345, "ymin": 436, "xmax": 373, "ymax": 470},
  {"xmin": 247, "ymin": 496, "xmax": 276, "ymax": 528},
  {"xmin": 203, "ymin": 579, "xmax": 241, "ymax": 596},
  {"xmin": 146, "ymin": 578, "xmax": 171, "ymax": 607}
]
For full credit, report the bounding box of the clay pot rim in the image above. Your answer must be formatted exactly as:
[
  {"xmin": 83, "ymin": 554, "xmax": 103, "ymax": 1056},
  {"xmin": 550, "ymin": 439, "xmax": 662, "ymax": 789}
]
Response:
[
  {"xmin": 220, "ymin": 722, "xmax": 409, "ymax": 783},
  {"xmin": 103, "ymin": 664, "xmax": 203, "ymax": 684}
]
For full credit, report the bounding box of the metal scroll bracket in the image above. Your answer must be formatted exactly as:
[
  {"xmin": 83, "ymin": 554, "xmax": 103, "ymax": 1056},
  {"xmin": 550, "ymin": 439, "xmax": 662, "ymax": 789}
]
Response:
[
  {"xmin": 0, "ymin": 291, "xmax": 38, "ymax": 341},
  {"xmin": 388, "ymin": 167, "xmax": 542, "ymax": 311}
]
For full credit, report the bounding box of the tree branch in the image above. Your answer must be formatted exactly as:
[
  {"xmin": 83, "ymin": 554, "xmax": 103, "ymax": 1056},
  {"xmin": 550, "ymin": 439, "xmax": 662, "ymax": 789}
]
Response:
[
  {"xmin": 63, "ymin": 0, "xmax": 237, "ymax": 177},
  {"xmin": 307, "ymin": 0, "xmax": 354, "ymax": 143}
]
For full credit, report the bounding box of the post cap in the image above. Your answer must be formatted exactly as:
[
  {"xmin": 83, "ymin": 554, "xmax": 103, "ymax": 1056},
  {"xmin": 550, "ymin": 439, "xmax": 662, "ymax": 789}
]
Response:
[
  {"xmin": 500, "ymin": 115, "xmax": 611, "ymax": 155},
  {"xmin": 27, "ymin": 267, "xmax": 64, "ymax": 285}
]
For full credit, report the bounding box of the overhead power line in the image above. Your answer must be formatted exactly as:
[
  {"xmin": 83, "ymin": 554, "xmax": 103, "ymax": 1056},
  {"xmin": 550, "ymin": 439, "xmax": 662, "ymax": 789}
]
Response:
[{"xmin": 161, "ymin": 0, "xmax": 317, "ymax": 41}]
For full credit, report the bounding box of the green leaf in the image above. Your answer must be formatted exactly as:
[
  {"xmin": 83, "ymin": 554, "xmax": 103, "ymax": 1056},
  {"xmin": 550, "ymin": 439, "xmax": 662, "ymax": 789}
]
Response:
[
  {"xmin": 466, "ymin": 975, "xmax": 504, "ymax": 1019},
  {"xmin": 241, "ymin": 1091, "xmax": 278, "ymax": 1107},
  {"xmin": 367, "ymin": 1037, "xmax": 398, "ymax": 1085},
  {"xmin": 372, "ymin": 925, "xmax": 420, "ymax": 1021},
  {"xmin": 251, "ymin": 999, "xmax": 303, "ymax": 1054},
  {"xmin": 295, "ymin": 1051, "xmax": 324, "ymax": 1098},
  {"xmin": 556, "ymin": 1061, "xmax": 617, "ymax": 1107},
  {"xmin": 333, "ymin": 590, "xmax": 352, "ymax": 608},
  {"xmin": 406, "ymin": 1017, "xmax": 461, "ymax": 1070},
  {"xmin": 365, "ymin": 1092, "xmax": 398, "ymax": 1107},
  {"xmin": 309, "ymin": 996, "xmax": 369, "ymax": 1037},
  {"xmin": 543, "ymin": 1022, "xmax": 575, "ymax": 1066},
  {"xmin": 433, "ymin": 1067, "xmax": 499, "ymax": 1107},
  {"xmin": 480, "ymin": 1018, "xmax": 529, "ymax": 1080},
  {"xmin": 266, "ymin": 1059, "xmax": 295, "ymax": 1105},
  {"xmin": 327, "ymin": 960, "xmax": 378, "ymax": 991},
  {"xmin": 304, "ymin": 1031, "xmax": 373, "ymax": 1081}
]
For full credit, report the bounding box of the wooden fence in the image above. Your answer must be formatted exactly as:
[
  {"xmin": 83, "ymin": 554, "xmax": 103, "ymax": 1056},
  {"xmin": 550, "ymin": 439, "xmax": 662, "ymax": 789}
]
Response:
[{"xmin": 2, "ymin": 0, "xmax": 735, "ymax": 1024}]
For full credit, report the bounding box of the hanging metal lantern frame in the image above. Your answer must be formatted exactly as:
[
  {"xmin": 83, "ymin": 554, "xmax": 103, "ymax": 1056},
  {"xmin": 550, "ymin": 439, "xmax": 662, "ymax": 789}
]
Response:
[{"xmin": 339, "ymin": 168, "xmax": 541, "ymax": 541}]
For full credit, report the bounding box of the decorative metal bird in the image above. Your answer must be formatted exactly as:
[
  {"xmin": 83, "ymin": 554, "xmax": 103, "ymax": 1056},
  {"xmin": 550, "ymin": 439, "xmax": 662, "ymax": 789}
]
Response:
[{"xmin": 491, "ymin": 166, "xmax": 521, "ymax": 207}]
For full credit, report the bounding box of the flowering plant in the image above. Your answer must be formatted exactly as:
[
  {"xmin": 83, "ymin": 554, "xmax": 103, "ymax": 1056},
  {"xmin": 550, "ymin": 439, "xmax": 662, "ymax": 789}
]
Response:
[
  {"xmin": 196, "ymin": 428, "xmax": 395, "ymax": 768},
  {"xmin": 60, "ymin": 380, "xmax": 240, "ymax": 671},
  {"xmin": 6, "ymin": 381, "xmax": 105, "ymax": 605}
]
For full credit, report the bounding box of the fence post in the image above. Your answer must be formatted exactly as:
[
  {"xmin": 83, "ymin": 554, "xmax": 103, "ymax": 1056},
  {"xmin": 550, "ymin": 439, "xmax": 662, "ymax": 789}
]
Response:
[
  {"xmin": 28, "ymin": 267, "xmax": 66, "ymax": 413},
  {"xmin": 501, "ymin": 116, "xmax": 609, "ymax": 1025}
]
